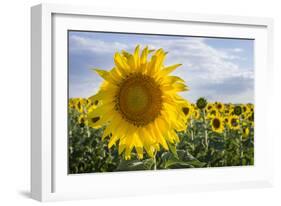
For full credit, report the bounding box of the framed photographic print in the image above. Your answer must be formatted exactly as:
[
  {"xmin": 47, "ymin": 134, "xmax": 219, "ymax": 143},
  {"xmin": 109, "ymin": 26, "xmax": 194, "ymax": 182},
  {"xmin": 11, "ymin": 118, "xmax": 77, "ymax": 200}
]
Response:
[{"xmin": 31, "ymin": 3, "xmax": 274, "ymax": 201}]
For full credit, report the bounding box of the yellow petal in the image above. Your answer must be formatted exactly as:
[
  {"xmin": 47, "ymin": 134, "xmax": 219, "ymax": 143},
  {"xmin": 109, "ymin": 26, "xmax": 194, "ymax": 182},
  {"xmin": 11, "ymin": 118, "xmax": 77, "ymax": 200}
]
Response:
[
  {"xmin": 136, "ymin": 147, "xmax": 143, "ymax": 159},
  {"xmin": 134, "ymin": 45, "xmax": 140, "ymax": 68},
  {"xmin": 118, "ymin": 143, "xmax": 126, "ymax": 155},
  {"xmin": 124, "ymin": 135, "xmax": 135, "ymax": 160},
  {"xmin": 140, "ymin": 46, "xmax": 149, "ymax": 64},
  {"xmin": 161, "ymin": 76, "xmax": 185, "ymax": 84},
  {"xmin": 173, "ymin": 83, "xmax": 189, "ymax": 92},
  {"xmin": 121, "ymin": 50, "xmax": 131, "ymax": 59},
  {"xmin": 94, "ymin": 69, "xmax": 118, "ymax": 85},
  {"xmin": 87, "ymin": 103, "xmax": 113, "ymax": 117},
  {"xmin": 108, "ymin": 134, "xmax": 120, "ymax": 148},
  {"xmin": 149, "ymin": 123, "xmax": 169, "ymax": 150},
  {"xmin": 102, "ymin": 124, "xmax": 112, "ymax": 140},
  {"xmin": 159, "ymin": 64, "xmax": 182, "ymax": 77},
  {"xmin": 114, "ymin": 53, "xmax": 129, "ymax": 75},
  {"xmin": 127, "ymin": 54, "xmax": 136, "ymax": 70}
]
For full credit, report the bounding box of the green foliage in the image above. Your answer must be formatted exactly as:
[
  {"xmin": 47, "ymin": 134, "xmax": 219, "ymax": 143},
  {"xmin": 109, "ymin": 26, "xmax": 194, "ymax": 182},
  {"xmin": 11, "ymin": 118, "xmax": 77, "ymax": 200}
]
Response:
[
  {"xmin": 68, "ymin": 109, "xmax": 120, "ymax": 173},
  {"xmin": 117, "ymin": 158, "xmax": 155, "ymax": 171},
  {"xmin": 68, "ymin": 108, "xmax": 254, "ymax": 174}
]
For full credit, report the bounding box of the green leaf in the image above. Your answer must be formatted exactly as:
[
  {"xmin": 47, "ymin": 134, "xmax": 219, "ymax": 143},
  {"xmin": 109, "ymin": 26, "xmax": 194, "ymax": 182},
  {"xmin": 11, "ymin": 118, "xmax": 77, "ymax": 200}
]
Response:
[
  {"xmin": 143, "ymin": 159, "xmax": 155, "ymax": 170},
  {"xmin": 164, "ymin": 158, "xmax": 194, "ymax": 168},
  {"xmin": 116, "ymin": 158, "xmax": 154, "ymax": 171},
  {"xmin": 167, "ymin": 142, "xmax": 179, "ymax": 159},
  {"xmin": 117, "ymin": 159, "xmax": 143, "ymax": 171},
  {"xmin": 162, "ymin": 150, "xmax": 206, "ymax": 169}
]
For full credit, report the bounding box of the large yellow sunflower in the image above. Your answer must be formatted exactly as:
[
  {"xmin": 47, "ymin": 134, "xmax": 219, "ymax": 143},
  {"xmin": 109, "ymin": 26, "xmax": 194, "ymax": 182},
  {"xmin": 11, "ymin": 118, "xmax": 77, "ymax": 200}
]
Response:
[{"xmin": 87, "ymin": 45, "xmax": 189, "ymax": 159}]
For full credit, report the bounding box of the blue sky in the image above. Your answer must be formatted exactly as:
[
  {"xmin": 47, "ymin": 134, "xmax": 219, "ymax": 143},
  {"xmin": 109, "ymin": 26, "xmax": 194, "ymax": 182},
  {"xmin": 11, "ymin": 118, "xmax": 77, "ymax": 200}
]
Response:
[{"xmin": 68, "ymin": 31, "xmax": 254, "ymax": 103}]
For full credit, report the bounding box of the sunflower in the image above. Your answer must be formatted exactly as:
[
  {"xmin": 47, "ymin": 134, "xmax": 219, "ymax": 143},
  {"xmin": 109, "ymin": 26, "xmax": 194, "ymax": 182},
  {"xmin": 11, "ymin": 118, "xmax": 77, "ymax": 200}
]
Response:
[
  {"xmin": 87, "ymin": 45, "xmax": 188, "ymax": 159},
  {"xmin": 242, "ymin": 127, "xmax": 250, "ymax": 139},
  {"xmin": 247, "ymin": 112, "xmax": 254, "ymax": 127},
  {"xmin": 210, "ymin": 115, "xmax": 224, "ymax": 133},
  {"xmin": 223, "ymin": 108, "xmax": 230, "ymax": 116},
  {"xmin": 242, "ymin": 105, "xmax": 249, "ymax": 114},
  {"xmin": 224, "ymin": 116, "xmax": 229, "ymax": 125},
  {"xmin": 229, "ymin": 115, "xmax": 240, "ymax": 130},
  {"xmin": 233, "ymin": 105, "xmax": 242, "ymax": 116},
  {"xmin": 247, "ymin": 103, "xmax": 254, "ymax": 112},
  {"xmin": 182, "ymin": 101, "xmax": 193, "ymax": 121},
  {"xmin": 248, "ymin": 112, "xmax": 254, "ymax": 122},
  {"xmin": 196, "ymin": 97, "xmax": 207, "ymax": 110},
  {"xmin": 74, "ymin": 98, "xmax": 87, "ymax": 113},
  {"xmin": 206, "ymin": 103, "xmax": 214, "ymax": 112},
  {"xmin": 215, "ymin": 102, "xmax": 224, "ymax": 111},
  {"xmin": 206, "ymin": 108, "xmax": 218, "ymax": 119},
  {"xmin": 68, "ymin": 98, "xmax": 76, "ymax": 109},
  {"xmin": 78, "ymin": 114, "xmax": 87, "ymax": 127},
  {"xmin": 192, "ymin": 108, "xmax": 200, "ymax": 120}
]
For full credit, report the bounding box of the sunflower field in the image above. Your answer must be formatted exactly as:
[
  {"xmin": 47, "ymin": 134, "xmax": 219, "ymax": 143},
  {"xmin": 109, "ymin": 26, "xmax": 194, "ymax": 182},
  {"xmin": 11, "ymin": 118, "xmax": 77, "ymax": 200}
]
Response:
[
  {"xmin": 68, "ymin": 45, "xmax": 254, "ymax": 174},
  {"xmin": 68, "ymin": 97, "xmax": 254, "ymax": 173}
]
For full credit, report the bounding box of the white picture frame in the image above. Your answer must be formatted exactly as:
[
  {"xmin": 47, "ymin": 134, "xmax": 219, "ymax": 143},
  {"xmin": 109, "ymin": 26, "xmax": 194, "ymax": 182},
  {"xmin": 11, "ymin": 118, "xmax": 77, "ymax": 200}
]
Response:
[{"xmin": 31, "ymin": 3, "xmax": 274, "ymax": 202}]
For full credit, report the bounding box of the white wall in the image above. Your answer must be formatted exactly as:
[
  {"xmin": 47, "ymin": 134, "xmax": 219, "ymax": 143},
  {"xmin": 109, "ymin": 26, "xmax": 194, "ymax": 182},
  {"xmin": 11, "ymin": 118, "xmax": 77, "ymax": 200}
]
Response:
[{"xmin": 0, "ymin": 0, "xmax": 280, "ymax": 205}]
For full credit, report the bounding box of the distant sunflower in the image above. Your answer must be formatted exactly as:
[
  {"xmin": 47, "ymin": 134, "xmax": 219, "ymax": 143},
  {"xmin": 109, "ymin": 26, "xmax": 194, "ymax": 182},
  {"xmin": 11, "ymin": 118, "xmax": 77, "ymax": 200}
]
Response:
[
  {"xmin": 224, "ymin": 116, "xmax": 229, "ymax": 125},
  {"xmin": 247, "ymin": 103, "xmax": 254, "ymax": 112},
  {"xmin": 233, "ymin": 105, "xmax": 242, "ymax": 116},
  {"xmin": 78, "ymin": 114, "xmax": 87, "ymax": 127},
  {"xmin": 74, "ymin": 98, "xmax": 86, "ymax": 113},
  {"xmin": 192, "ymin": 108, "xmax": 200, "ymax": 120},
  {"xmin": 223, "ymin": 108, "xmax": 230, "ymax": 116},
  {"xmin": 68, "ymin": 98, "xmax": 76, "ymax": 109},
  {"xmin": 207, "ymin": 108, "xmax": 218, "ymax": 119},
  {"xmin": 248, "ymin": 112, "xmax": 254, "ymax": 122},
  {"xmin": 242, "ymin": 127, "xmax": 250, "ymax": 139},
  {"xmin": 196, "ymin": 97, "xmax": 207, "ymax": 110},
  {"xmin": 206, "ymin": 103, "xmax": 213, "ymax": 112},
  {"xmin": 210, "ymin": 115, "xmax": 224, "ymax": 133},
  {"xmin": 247, "ymin": 112, "xmax": 254, "ymax": 127},
  {"xmin": 242, "ymin": 105, "xmax": 249, "ymax": 114},
  {"xmin": 87, "ymin": 45, "xmax": 188, "ymax": 159},
  {"xmin": 215, "ymin": 102, "xmax": 224, "ymax": 111},
  {"xmin": 229, "ymin": 115, "xmax": 240, "ymax": 130},
  {"xmin": 182, "ymin": 101, "xmax": 193, "ymax": 121}
]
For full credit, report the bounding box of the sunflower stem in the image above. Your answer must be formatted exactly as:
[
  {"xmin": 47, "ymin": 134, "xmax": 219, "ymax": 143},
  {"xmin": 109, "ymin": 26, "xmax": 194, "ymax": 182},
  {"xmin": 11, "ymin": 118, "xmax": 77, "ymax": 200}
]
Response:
[
  {"xmin": 239, "ymin": 134, "xmax": 244, "ymax": 165},
  {"xmin": 239, "ymin": 117, "xmax": 244, "ymax": 165},
  {"xmin": 190, "ymin": 119, "xmax": 194, "ymax": 141},
  {"xmin": 223, "ymin": 128, "xmax": 228, "ymax": 166},
  {"xmin": 202, "ymin": 110, "xmax": 208, "ymax": 150},
  {"xmin": 86, "ymin": 125, "xmax": 90, "ymax": 138},
  {"xmin": 153, "ymin": 153, "xmax": 157, "ymax": 170}
]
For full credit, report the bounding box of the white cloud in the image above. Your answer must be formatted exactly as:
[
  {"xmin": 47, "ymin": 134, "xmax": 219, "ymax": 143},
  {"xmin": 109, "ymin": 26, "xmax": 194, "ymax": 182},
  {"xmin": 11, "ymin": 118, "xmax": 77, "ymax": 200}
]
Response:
[
  {"xmin": 69, "ymin": 35, "xmax": 254, "ymax": 103},
  {"xmin": 69, "ymin": 76, "xmax": 102, "ymax": 98},
  {"xmin": 70, "ymin": 35, "xmax": 130, "ymax": 54},
  {"xmin": 145, "ymin": 38, "xmax": 252, "ymax": 83},
  {"xmin": 232, "ymin": 48, "xmax": 244, "ymax": 53},
  {"xmin": 70, "ymin": 35, "xmax": 250, "ymax": 82}
]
